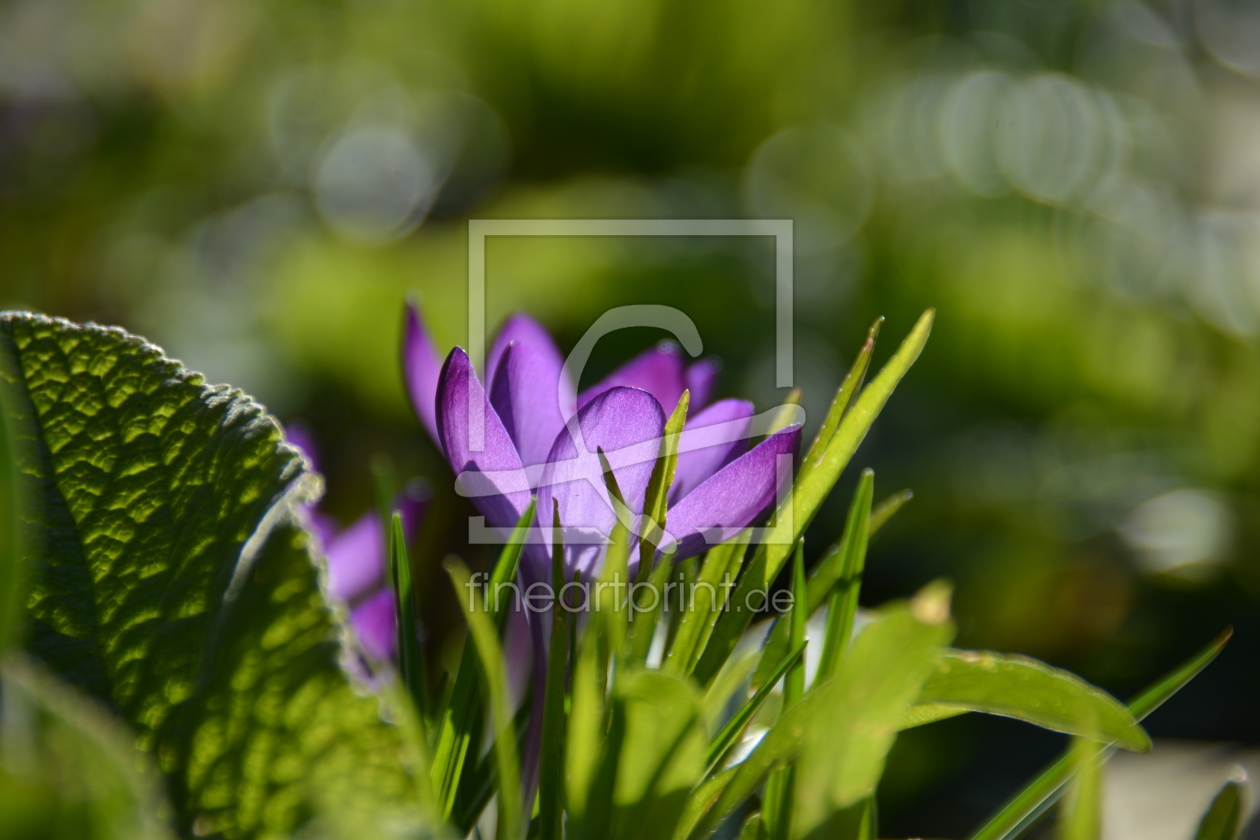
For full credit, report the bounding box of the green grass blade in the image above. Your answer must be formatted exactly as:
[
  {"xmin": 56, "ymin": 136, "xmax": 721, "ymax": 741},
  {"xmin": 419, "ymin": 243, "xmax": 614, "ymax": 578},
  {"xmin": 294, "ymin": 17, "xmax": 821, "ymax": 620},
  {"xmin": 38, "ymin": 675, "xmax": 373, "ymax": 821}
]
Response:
[
  {"xmin": 1194, "ymin": 777, "xmax": 1244, "ymax": 840},
  {"xmin": 390, "ymin": 512, "xmax": 428, "ymax": 729},
  {"xmin": 695, "ymin": 310, "xmax": 933, "ymax": 687},
  {"xmin": 446, "ymin": 559, "xmax": 524, "ymax": 840},
  {"xmin": 1059, "ymin": 737, "xmax": 1102, "ymax": 840},
  {"xmin": 868, "ymin": 488, "xmax": 912, "ymax": 536},
  {"xmin": 816, "ymin": 470, "xmax": 874, "ymax": 683},
  {"xmin": 665, "ymin": 533, "xmax": 748, "ymax": 676},
  {"xmin": 597, "ymin": 448, "xmax": 633, "ymax": 662},
  {"xmin": 538, "ymin": 501, "xmax": 570, "ymax": 840},
  {"xmin": 966, "ymin": 628, "xmax": 1232, "ymax": 840},
  {"xmin": 638, "ymin": 390, "xmax": 689, "ymax": 581},
  {"xmin": 753, "ymin": 472, "xmax": 874, "ymax": 691},
  {"xmin": 761, "ymin": 544, "xmax": 806, "ymax": 840},
  {"xmin": 432, "ymin": 501, "xmax": 534, "ymax": 819},
  {"xmin": 768, "ymin": 388, "xmax": 804, "ymax": 435},
  {"xmin": 628, "ymin": 547, "xmax": 676, "ymax": 666},
  {"xmin": 798, "ymin": 317, "xmax": 882, "ymax": 481},
  {"xmin": 703, "ymin": 641, "xmax": 807, "ymax": 776},
  {"xmin": 917, "ymin": 650, "xmax": 1150, "ymax": 751}
]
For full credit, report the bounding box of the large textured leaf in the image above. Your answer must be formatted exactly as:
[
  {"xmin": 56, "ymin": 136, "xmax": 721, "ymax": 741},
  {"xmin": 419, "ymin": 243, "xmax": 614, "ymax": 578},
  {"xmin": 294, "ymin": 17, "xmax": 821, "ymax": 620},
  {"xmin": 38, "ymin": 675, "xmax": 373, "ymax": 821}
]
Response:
[
  {"xmin": 0, "ymin": 313, "xmax": 430, "ymax": 838},
  {"xmin": 0, "ymin": 655, "xmax": 174, "ymax": 840},
  {"xmin": 915, "ymin": 650, "xmax": 1150, "ymax": 751}
]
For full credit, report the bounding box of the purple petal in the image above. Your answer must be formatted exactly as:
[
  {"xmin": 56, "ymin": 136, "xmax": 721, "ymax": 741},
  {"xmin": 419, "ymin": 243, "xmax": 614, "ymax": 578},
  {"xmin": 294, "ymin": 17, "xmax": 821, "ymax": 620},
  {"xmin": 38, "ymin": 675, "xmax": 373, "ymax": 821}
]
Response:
[
  {"xmin": 537, "ymin": 387, "xmax": 664, "ymax": 575},
  {"xmin": 685, "ymin": 358, "xmax": 722, "ymax": 410},
  {"xmin": 324, "ymin": 487, "xmax": 427, "ymax": 604},
  {"xmin": 487, "ymin": 313, "xmax": 568, "ymax": 392},
  {"xmin": 577, "ymin": 341, "xmax": 687, "ymax": 416},
  {"xmin": 437, "ymin": 347, "xmax": 532, "ymax": 530},
  {"xmin": 285, "ymin": 420, "xmax": 322, "ymax": 475},
  {"xmin": 325, "ymin": 511, "xmax": 384, "ymax": 603},
  {"xmin": 663, "ymin": 424, "xmax": 803, "ymax": 561},
  {"xmin": 670, "ymin": 399, "xmax": 754, "ymax": 505},
  {"xmin": 403, "ymin": 300, "xmax": 444, "ymax": 448},
  {"xmin": 349, "ymin": 588, "xmax": 397, "ymax": 662},
  {"xmin": 490, "ymin": 341, "xmax": 576, "ymax": 469},
  {"xmin": 303, "ymin": 509, "xmax": 341, "ymax": 550}
]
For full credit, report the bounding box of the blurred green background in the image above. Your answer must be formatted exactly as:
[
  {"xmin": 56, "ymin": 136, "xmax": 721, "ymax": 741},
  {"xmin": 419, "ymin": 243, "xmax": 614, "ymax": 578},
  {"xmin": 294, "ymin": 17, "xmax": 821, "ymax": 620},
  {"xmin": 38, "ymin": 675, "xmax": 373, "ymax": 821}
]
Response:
[{"xmin": 3, "ymin": 0, "xmax": 1258, "ymax": 834}]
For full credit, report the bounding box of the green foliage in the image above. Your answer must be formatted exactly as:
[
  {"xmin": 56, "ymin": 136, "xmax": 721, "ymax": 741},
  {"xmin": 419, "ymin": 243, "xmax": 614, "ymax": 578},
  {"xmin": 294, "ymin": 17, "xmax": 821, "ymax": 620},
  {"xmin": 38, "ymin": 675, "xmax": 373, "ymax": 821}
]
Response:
[
  {"xmin": 696, "ymin": 310, "xmax": 934, "ymax": 686},
  {"xmin": 1194, "ymin": 778, "xmax": 1244, "ymax": 840},
  {"xmin": 0, "ymin": 313, "xmax": 430, "ymax": 838},
  {"xmin": 0, "ymin": 309, "xmax": 1230, "ymax": 840},
  {"xmin": 0, "ymin": 656, "xmax": 174, "ymax": 840},
  {"xmin": 915, "ymin": 650, "xmax": 1150, "ymax": 751},
  {"xmin": 967, "ymin": 629, "xmax": 1232, "ymax": 840}
]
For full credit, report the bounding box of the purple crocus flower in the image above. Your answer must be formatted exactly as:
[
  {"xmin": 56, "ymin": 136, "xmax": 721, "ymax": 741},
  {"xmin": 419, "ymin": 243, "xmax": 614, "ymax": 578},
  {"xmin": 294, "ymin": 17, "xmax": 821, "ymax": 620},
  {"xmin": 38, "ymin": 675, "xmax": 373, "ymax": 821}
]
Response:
[
  {"xmin": 402, "ymin": 302, "xmax": 801, "ymax": 808},
  {"xmin": 287, "ymin": 423, "xmax": 427, "ymax": 668},
  {"xmin": 403, "ymin": 302, "xmax": 802, "ymax": 575}
]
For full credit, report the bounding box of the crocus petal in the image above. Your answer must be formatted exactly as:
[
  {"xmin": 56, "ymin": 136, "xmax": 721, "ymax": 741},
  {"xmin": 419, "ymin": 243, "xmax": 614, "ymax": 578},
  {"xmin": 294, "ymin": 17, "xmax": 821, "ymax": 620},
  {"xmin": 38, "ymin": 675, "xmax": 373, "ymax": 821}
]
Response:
[
  {"xmin": 437, "ymin": 347, "xmax": 532, "ymax": 530},
  {"xmin": 490, "ymin": 341, "xmax": 576, "ymax": 470},
  {"xmin": 285, "ymin": 420, "xmax": 322, "ymax": 475},
  {"xmin": 486, "ymin": 313, "xmax": 569, "ymax": 393},
  {"xmin": 324, "ymin": 486, "xmax": 427, "ymax": 604},
  {"xmin": 577, "ymin": 341, "xmax": 687, "ymax": 416},
  {"xmin": 325, "ymin": 512, "xmax": 383, "ymax": 604},
  {"xmin": 685, "ymin": 358, "xmax": 722, "ymax": 410},
  {"xmin": 662, "ymin": 424, "xmax": 802, "ymax": 561},
  {"xmin": 403, "ymin": 300, "xmax": 444, "ymax": 447},
  {"xmin": 537, "ymin": 387, "xmax": 664, "ymax": 575},
  {"xmin": 349, "ymin": 588, "xmax": 397, "ymax": 663},
  {"xmin": 670, "ymin": 399, "xmax": 755, "ymax": 504}
]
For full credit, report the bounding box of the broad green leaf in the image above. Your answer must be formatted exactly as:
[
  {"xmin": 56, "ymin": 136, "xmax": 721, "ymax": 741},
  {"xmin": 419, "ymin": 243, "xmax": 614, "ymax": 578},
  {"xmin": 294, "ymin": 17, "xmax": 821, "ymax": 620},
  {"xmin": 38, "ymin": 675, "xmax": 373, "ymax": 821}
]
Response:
[
  {"xmin": 608, "ymin": 669, "xmax": 707, "ymax": 840},
  {"xmin": 0, "ymin": 388, "xmax": 20, "ymax": 655},
  {"xmin": 0, "ymin": 655, "xmax": 174, "ymax": 840},
  {"xmin": 697, "ymin": 308, "xmax": 932, "ymax": 687},
  {"xmin": 917, "ymin": 650, "xmax": 1149, "ymax": 751},
  {"xmin": 1194, "ymin": 777, "xmax": 1244, "ymax": 840},
  {"xmin": 1058, "ymin": 737, "xmax": 1102, "ymax": 840},
  {"xmin": 793, "ymin": 590, "xmax": 954, "ymax": 838},
  {"xmin": 0, "ymin": 313, "xmax": 430, "ymax": 838},
  {"xmin": 967, "ymin": 628, "xmax": 1232, "ymax": 840},
  {"xmin": 431, "ymin": 500, "xmax": 534, "ymax": 822}
]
